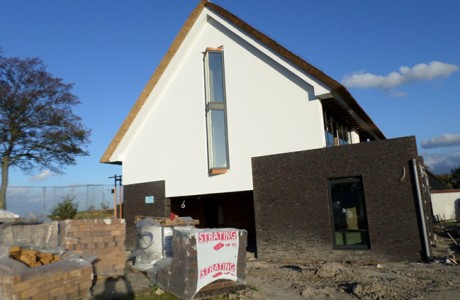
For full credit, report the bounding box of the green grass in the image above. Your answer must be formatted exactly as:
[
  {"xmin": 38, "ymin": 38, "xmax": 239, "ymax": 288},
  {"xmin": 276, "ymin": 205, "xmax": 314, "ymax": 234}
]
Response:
[{"xmin": 74, "ymin": 209, "xmax": 114, "ymax": 219}]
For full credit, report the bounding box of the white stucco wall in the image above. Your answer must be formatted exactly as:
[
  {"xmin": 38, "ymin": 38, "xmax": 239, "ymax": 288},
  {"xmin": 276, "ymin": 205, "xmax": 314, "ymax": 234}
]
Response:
[
  {"xmin": 431, "ymin": 190, "xmax": 460, "ymax": 221},
  {"xmin": 115, "ymin": 9, "xmax": 352, "ymax": 197}
]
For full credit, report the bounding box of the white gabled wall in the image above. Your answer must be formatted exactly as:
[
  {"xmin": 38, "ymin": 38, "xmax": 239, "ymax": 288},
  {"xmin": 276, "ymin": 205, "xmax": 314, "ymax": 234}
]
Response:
[{"xmin": 120, "ymin": 10, "xmax": 329, "ymax": 197}]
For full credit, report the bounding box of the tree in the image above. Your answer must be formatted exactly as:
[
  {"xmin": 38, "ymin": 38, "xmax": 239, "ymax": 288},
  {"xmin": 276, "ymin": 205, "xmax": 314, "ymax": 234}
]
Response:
[
  {"xmin": 49, "ymin": 195, "xmax": 79, "ymax": 220},
  {"xmin": 438, "ymin": 167, "xmax": 460, "ymax": 189},
  {"xmin": 0, "ymin": 53, "xmax": 90, "ymax": 210},
  {"xmin": 450, "ymin": 166, "xmax": 460, "ymax": 189}
]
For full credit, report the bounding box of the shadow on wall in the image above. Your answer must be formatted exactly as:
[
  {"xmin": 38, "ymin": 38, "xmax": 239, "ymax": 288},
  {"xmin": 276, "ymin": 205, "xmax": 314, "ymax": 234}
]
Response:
[{"xmin": 455, "ymin": 199, "xmax": 460, "ymax": 222}]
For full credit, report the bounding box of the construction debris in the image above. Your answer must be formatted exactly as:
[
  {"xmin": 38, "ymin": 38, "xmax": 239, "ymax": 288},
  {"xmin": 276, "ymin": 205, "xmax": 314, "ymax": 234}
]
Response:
[
  {"xmin": 8, "ymin": 246, "xmax": 60, "ymax": 267},
  {"xmin": 135, "ymin": 215, "xmax": 199, "ymax": 226}
]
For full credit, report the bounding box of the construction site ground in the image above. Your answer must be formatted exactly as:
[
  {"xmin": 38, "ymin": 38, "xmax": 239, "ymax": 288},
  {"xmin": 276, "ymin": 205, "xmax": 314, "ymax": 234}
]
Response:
[{"xmin": 90, "ymin": 224, "xmax": 460, "ymax": 299}]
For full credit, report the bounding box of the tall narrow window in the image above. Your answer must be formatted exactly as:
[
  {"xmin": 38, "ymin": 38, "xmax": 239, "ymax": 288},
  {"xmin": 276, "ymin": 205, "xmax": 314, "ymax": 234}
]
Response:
[
  {"xmin": 328, "ymin": 177, "xmax": 370, "ymax": 249},
  {"xmin": 204, "ymin": 48, "xmax": 229, "ymax": 174}
]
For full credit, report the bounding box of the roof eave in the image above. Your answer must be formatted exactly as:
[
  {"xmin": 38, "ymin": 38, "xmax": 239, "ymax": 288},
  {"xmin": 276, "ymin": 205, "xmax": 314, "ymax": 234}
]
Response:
[
  {"xmin": 101, "ymin": 0, "xmax": 386, "ymax": 163},
  {"xmin": 205, "ymin": 2, "xmax": 385, "ymax": 140},
  {"xmin": 99, "ymin": 0, "xmax": 208, "ymax": 163}
]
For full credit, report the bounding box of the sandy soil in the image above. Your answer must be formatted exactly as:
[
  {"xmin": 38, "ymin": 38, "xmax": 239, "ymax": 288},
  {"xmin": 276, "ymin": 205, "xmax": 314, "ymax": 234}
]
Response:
[
  {"xmin": 242, "ymin": 227, "xmax": 460, "ymax": 300},
  {"xmin": 243, "ymin": 259, "xmax": 460, "ymax": 299},
  {"xmin": 91, "ymin": 225, "xmax": 460, "ymax": 299}
]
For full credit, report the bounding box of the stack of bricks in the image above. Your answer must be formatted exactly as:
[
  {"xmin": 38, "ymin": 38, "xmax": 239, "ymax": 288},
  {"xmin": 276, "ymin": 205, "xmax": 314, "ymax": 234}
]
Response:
[
  {"xmin": 60, "ymin": 218, "xmax": 127, "ymax": 276},
  {"xmin": 167, "ymin": 228, "xmax": 247, "ymax": 299},
  {"xmin": 0, "ymin": 259, "xmax": 92, "ymax": 300}
]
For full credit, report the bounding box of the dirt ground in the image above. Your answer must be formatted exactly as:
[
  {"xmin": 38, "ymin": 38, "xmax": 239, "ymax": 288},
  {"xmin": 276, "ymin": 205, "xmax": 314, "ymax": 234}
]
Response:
[
  {"xmin": 243, "ymin": 259, "xmax": 460, "ymax": 299},
  {"xmin": 91, "ymin": 225, "xmax": 460, "ymax": 299},
  {"xmin": 242, "ymin": 224, "xmax": 460, "ymax": 300}
]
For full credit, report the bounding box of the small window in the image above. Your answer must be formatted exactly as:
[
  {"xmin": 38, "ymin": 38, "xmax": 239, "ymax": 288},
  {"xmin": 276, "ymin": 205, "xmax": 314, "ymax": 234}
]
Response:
[
  {"xmin": 204, "ymin": 48, "xmax": 229, "ymax": 174},
  {"xmin": 328, "ymin": 177, "xmax": 370, "ymax": 249}
]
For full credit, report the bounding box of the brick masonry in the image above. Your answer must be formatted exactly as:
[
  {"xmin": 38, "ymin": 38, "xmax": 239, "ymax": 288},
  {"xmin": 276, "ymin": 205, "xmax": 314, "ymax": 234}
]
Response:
[
  {"xmin": 123, "ymin": 180, "xmax": 170, "ymax": 249},
  {"xmin": 0, "ymin": 258, "xmax": 92, "ymax": 300},
  {"xmin": 60, "ymin": 218, "xmax": 127, "ymax": 276},
  {"xmin": 252, "ymin": 136, "xmax": 432, "ymax": 262}
]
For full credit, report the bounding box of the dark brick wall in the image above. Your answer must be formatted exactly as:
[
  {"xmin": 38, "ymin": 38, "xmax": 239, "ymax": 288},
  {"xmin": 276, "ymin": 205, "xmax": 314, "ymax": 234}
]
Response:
[
  {"xmin": 123, "ymin": 180, "xmax": 170, "ymax": 249},
  {"xmin": 170, "ymin": 191, "xmax": 257, "ymax": 251},
  {"xmin": 252, "ymin": 136, "xmax": 430, "ymax": 262}
]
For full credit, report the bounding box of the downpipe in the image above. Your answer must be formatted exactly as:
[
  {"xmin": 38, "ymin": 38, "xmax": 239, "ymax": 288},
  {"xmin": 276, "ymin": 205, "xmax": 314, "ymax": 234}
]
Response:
[{"xmin": 411, "ymin": 159, "xmax": 431, "ymax": 261}]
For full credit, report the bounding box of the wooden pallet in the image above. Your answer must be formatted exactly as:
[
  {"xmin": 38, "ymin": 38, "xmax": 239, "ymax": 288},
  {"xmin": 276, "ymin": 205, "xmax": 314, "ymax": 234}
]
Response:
[{"xmin": 135, "ymin": 216, "xmax": 199, "ymax": 226}]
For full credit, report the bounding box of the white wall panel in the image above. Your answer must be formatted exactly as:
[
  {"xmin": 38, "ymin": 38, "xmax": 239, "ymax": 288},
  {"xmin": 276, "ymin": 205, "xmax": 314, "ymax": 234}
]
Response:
[{"xmin": 120, "ymin": 11, "xmax": 329, "ymax": 197}]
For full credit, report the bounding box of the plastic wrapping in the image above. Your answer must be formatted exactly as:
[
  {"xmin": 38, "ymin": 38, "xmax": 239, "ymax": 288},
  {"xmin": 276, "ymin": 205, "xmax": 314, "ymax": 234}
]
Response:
[
  {"xmin": 145, "ymin": 257, "xmax": 173, "ymax": 287},
  {"xmin": 60, "ymin": 218, "xmax": 127, "ymax": 276},
  {"xmin": 0, "ymin": 246, "xmax": 94, "ymax": 300},
  {"xmin": 0, "ymin": 245, "xmax": 94, "ymax": 274},
  {"xmin": 0, "ymin": 209, "xmax": 19, "ymax": 222},
  {"xmin": 132, "ymin": 217, "xmax": 194, "ymax": 271},
  {"xmin": 165, "ymin": 228, "xmax": 247, "ymax": 300},
  {"xmin": 0, "ymin": 212, "xmax": 60, "ymax": 250}
]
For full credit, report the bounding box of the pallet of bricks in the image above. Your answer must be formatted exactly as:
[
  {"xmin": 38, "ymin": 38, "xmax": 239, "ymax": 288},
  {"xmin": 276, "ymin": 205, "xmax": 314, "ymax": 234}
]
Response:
[
  {"xmin": 0, "ymin": 248, "xmax": 92, "ymax": 300},
  {"xmin": 0, "ymin": 221, "xmax": 93, "ymax": 300},
  {"xmin": 60, "ymin": 218, "xmax": 127, "ymax": 276},
  {"xmin": 150, "ymin": 227, "xmax": 247, "ymax": 300}
]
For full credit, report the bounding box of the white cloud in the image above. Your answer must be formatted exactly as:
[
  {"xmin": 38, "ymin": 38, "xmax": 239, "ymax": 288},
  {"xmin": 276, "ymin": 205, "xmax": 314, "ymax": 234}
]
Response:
[
  {"xmin": 423, "ymin": 151, "xmax": 460, "ymax": 174},
  {"xmin": 342, "ymin": 61, "xmax": 459, "ymax": 90},
  {"xmin": 388, "ymin": 91, "xmax": 407, "ymax": 98},
  {"xmin": 30, "ymin": 170, "xmax": 53, "ymax": 181},
  {"xmin": 421, "ymin": 133, "xmax": 460, "ymax": 149}
]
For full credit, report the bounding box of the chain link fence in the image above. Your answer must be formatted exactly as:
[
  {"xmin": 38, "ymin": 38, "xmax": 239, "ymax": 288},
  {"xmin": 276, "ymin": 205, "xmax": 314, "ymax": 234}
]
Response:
[{"xmin": 6, "ymin": 185, "xmax": 117, "ymax": 216}]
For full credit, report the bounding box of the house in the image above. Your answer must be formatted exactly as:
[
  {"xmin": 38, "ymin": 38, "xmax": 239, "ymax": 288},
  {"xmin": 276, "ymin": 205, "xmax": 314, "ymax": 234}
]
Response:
[
  {"xmin": 101, "ymin": 0, "xmax": 433, "ymax": 262},
  {"xmin": 431, "ymin": 189, "xmax": 460, "ymax": 222}
]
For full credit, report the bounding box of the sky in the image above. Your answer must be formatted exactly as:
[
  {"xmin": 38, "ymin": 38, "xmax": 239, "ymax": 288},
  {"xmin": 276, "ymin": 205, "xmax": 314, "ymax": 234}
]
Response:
[{"xmin": 1, "ymin": 0, "xmax": 460, "ymax": 211}]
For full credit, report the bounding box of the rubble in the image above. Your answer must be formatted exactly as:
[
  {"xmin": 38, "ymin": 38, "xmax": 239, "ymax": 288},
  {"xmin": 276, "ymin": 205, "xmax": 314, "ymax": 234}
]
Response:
[{"xmin": 8, "ymin": 246, "xmax": 60, "ymax": 267}]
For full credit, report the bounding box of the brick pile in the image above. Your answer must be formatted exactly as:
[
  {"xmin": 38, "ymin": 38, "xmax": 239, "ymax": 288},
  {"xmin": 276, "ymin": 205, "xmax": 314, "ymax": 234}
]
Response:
[
  {"xmin": 8, "ymin": 246, "xmax": 60, "ymax": 267},
  {"xmin": 166, "ymin": 228, "xmax": 247, "ymax": 299},
  {"xmin": 0, "ymin": 258, "xmax": 92, "ymax": 300},
  {"xmin": 60, "ymin": 218, "xmax": 127, "ymax": 276}
]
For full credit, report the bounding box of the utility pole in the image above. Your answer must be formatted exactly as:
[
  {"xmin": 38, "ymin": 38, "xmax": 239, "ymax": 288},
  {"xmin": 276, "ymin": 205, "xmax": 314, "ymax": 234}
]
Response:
[{"xmin": 109, "ymin": 175, "xmax": 122, "ymax": 219}]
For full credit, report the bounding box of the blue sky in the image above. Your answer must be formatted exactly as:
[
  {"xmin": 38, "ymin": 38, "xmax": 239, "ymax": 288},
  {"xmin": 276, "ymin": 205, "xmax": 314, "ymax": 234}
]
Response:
[{"xmin": 1, "ymin": 0, "xmax": 459, "ymax": 192}]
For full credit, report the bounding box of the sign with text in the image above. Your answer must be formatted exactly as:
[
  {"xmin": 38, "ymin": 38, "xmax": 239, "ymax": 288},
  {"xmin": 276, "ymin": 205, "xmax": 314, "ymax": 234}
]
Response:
[{"xmin": 195, "ymin": 229, "xmax": 239, "ymax": 293}]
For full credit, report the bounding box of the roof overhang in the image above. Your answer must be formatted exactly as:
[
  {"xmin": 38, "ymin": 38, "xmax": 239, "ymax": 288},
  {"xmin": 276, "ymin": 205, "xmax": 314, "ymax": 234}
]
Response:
[
  {"xmin": 100, "ymin": 0, "xmax": 386, "ymax": 164},
  {"xmin": 318, "ymin": 90, "xmax": 386, "ymax": 140}
]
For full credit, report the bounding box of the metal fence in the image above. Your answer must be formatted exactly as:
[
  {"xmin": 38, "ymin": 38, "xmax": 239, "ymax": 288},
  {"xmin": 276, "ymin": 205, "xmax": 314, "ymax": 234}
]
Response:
[{"xmin": 6, "ymin": 184, "xmax": 116, "ymax": 216}]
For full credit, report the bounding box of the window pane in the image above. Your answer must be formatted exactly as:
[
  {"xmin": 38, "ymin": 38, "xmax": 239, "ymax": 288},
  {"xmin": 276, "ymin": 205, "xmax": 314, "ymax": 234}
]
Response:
[
  {"xmin": 207, "ymin": 52, "xmax": 225, "ymax": 102},
  {"xmin": 209, "ymin": 110, "xmax": 228, "ymax": 168},
  {"xmin": 338, "ymin": 126, "xmax": 349, "ymax": 145},
  {"xmin": 329, "ymin": 178, "xmax": 370, "ymax": 249},
  {"xmin": 325, "ymin": 117, "xmax": 334, "ymax": 147},
  {"xmin": 323, "ymin": 109, "xmax": 351, "ymax": 147}
]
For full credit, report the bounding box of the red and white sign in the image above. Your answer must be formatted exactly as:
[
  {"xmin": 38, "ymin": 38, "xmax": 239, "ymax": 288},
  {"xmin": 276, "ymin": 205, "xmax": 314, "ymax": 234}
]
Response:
[{"xmin": 195, "ymin": 229, "xmax": 239, "ymax": 293}]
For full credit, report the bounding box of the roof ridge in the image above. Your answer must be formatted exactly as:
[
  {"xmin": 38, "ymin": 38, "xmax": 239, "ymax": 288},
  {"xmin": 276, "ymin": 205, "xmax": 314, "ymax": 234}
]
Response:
[{"xmin": 101, "ymin": 1, "xmax": 384, "ymax": 163}]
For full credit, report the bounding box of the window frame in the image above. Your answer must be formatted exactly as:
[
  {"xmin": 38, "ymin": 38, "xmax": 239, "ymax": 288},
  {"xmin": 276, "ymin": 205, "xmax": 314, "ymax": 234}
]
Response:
[
  {"xmin": 328, "ymin": 176, "xmax": 370, "ymax": 250},
  {"xmin": 323, "ymin": 109, "xmax": 352, "ymax": 147},
  {"xmin": 203, "ymin": 48, "xmax": 230, "ymax": 175}
]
